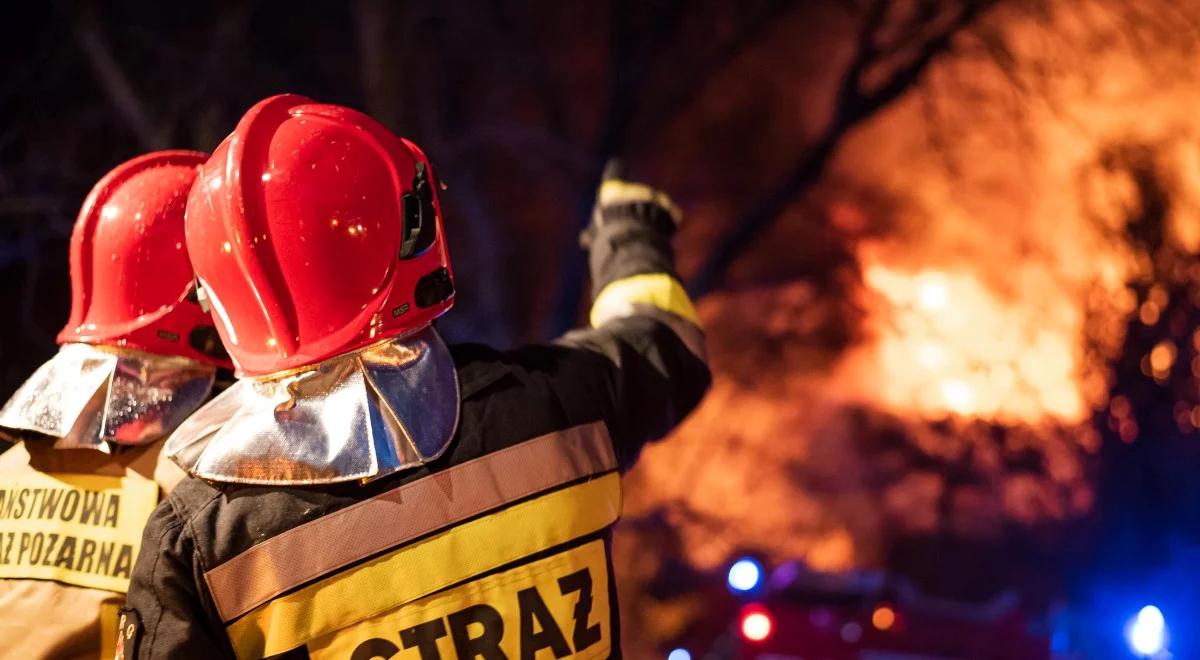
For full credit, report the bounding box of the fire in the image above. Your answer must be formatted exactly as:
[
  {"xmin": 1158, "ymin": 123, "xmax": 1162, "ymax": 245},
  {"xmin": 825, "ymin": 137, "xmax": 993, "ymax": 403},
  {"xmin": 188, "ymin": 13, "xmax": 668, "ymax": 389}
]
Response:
[
  {"xmin": 618, "ymin": 4, "xmax": 1200, "ymax": 647},
  {"xmin": 848, "ymin": 262, "xmax": 1089, "ymax": 424},
  {"xmin": 914, "ymin": 273, "xmax": 949, "ymax": 312}
]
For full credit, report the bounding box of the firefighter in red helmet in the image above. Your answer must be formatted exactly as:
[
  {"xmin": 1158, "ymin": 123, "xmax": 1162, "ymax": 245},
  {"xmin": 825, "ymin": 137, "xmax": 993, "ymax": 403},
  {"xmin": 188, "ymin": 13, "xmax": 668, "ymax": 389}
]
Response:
[
  {"xmin": 122, "ymin": 94, "xmax": 710, "ymax": 659},
  {"xmin": 0, "ymin": 151, "xmax": 231, "ymax": 658}
]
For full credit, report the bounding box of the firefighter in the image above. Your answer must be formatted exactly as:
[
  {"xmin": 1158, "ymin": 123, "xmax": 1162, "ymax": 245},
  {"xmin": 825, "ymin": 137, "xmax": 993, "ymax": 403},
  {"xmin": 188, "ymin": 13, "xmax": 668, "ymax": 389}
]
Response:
[
  {"xmin": 0, "ymin": 151, "xmax": 231, "ymax": 658},
  {"xmin": 122, "ymin": 94, "xmax": 710, "ymax": 659}
]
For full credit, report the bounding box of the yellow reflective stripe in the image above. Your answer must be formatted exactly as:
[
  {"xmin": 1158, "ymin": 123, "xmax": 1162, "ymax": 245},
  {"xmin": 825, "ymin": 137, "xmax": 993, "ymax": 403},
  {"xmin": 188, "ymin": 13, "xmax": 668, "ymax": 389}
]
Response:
[
  {"xmin": 597, "ymin": 179, "xmax": 681, "ymax": 223},
  {"xmin": 205, "ymin": 423, "xmax": 616, "ymax": 623},
  {"xmin": 590, "ymin": 273, "xmax": 701, "ymax": 328},
  {"xmin": 226, "ymin": 472, "xmax": 622, "ymax": 659}
]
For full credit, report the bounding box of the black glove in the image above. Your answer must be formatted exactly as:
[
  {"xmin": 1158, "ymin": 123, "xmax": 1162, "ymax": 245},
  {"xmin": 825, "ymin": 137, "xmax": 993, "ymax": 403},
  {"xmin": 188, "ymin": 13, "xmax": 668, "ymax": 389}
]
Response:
[{"xmin": 580, "ymin": 159, "xmax": 682, "ymax": 250}]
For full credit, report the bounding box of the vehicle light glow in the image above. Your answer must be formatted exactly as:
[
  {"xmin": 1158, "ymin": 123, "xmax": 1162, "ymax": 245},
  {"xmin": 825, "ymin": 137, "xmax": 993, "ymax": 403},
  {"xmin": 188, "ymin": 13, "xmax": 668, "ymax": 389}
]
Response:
[
  {"xmin": 741, "ymin": 608, "xmax": 774, "ymax": 642},
  {"xmin": 728, "ymin": 557, "xmax": 764, "ymax": 593},
  {"xmin": 872, "ymin": 604, "xmax": 896, "ymax": 631},
  {"xmin": 1127, "ymin": 605, "xmax": 1167, "ymax": 657}
]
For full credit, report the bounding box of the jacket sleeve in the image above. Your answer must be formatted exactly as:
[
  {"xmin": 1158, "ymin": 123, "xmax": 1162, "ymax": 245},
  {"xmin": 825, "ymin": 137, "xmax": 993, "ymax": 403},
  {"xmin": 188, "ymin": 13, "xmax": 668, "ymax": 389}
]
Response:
[
  {"xmin": 122, "ymin": 499, "xmax": 232, "ymax": 659},
  {"xmin": 552, "ymin": 174, "xmax": 711, "ymax": 470}
]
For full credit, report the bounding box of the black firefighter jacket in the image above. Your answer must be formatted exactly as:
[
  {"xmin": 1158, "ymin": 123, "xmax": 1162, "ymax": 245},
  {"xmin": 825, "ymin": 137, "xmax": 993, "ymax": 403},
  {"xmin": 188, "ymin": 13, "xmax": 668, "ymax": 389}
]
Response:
[{"xmin": 121, "ymin": 184, "xmax": 712, "ymax": 659}]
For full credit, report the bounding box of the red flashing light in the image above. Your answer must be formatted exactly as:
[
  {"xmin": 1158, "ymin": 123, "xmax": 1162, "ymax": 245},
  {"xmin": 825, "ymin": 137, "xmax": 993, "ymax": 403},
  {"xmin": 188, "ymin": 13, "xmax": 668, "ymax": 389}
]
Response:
[{"xmin": 740, "ymin": 605, "xmax": 774, "ymax": 642}]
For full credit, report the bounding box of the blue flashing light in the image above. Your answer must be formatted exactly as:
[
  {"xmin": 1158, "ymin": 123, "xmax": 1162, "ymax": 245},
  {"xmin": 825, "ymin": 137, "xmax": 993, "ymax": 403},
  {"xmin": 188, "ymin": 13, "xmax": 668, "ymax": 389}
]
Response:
[
  {"xmin": 727, "ymin": 557, "xmax": 764, "ymax": 593},
  {"xmin": 667, "ymin": 649, "xmax": 692, "ymax": 660},
  {"xmin": 1050, "ymin": 627, "xmax": 1070, "ymax": 654},
  {"xmin": 1127, "ymin": 605, "xmax": 1167, "ymax": 657}
]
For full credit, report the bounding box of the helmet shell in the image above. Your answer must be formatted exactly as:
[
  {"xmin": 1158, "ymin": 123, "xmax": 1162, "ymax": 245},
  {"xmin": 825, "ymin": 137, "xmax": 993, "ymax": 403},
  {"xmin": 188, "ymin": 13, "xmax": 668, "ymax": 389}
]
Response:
[
  {"xmin": 58, "ymin": 150, "xmax": 231, "ymax": 368},
  {"xmin": 185, "ymin": 94, "xmax": 454, "ymax": 376}
]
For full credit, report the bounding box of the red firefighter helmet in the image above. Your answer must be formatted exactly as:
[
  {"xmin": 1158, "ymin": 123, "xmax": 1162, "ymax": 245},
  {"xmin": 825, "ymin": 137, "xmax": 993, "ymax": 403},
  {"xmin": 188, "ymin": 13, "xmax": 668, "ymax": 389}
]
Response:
[
  {"xmin": 185, "ymin": 94, "xmax": 455, "ymax": 376},
  {"xmin": 58, "ymin": 150, "xmax": 231, "ymax": 368}
]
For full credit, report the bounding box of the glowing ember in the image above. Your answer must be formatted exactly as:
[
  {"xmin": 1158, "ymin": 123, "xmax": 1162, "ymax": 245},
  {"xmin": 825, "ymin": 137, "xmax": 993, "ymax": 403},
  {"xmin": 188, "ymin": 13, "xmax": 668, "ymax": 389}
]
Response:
[{"xmin": 1149, "ymin": 341, "xmax": 1177, "ymax": 381}]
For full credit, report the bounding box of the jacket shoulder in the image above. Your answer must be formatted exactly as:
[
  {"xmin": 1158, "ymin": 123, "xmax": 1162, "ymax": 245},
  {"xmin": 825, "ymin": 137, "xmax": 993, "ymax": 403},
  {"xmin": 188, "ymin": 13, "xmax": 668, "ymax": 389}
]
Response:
[{"xmin": 162, "ymin": 475, "xmax": 224, "ymax": 525}]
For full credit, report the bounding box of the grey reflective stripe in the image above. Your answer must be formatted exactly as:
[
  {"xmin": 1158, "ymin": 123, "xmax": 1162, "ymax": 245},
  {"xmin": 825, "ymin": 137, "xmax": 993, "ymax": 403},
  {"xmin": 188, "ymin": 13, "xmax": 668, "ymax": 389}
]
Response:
[
  {"xmin": 202, "ymin": 421, "xmax": 617, "ymax": 623},
  {"xmin": 625, "ymin": 303, "xmax": 708, "ymax": 362}
]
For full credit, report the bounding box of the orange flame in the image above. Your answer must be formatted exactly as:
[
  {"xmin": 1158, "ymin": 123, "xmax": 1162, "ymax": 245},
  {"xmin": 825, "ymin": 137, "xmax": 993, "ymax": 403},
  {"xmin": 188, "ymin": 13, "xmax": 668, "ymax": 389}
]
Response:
[{"xmin": 847, "ymin": 261, "xmax": 1088, "ymax": 423}]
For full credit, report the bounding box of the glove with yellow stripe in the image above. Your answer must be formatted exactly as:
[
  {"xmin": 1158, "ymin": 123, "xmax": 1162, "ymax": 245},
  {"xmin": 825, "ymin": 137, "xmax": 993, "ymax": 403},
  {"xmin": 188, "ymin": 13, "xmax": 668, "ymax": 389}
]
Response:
[
  {"xmin": 562, "ymin": 158, "xmax": 708, "ymax": 470},
  {"xmin": 581, "ymin": 161, "xmax": 682, "ymax": 291},
  {"xmin": 583, "ymin": 160, "xmax": 682, "ymax": 245},
  {"xmin": 580, "ymin": 160, "xmax": 700, "ymax": 334}
]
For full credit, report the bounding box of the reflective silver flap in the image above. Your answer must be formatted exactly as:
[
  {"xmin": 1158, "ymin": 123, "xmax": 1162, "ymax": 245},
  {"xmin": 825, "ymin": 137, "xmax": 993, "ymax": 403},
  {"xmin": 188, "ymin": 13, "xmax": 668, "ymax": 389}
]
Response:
[
  {"xmin": 101, "ymin": 350, "xmax": 217, "ymax": 446},
  {"xmin": 166, "ymin": 326, "xmax": 460, "ymax": 485},
  {"xmin": 0, "ymin": 343, "xmax": 216, "ymax": 453}
]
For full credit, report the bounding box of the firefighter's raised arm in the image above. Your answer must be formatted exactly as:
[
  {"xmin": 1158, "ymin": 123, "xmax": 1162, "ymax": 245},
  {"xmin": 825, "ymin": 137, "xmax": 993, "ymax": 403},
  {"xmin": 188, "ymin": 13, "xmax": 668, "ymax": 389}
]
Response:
[{"xmin": 554, "ymin": 161, "xmax": 711, "ymax": 470}]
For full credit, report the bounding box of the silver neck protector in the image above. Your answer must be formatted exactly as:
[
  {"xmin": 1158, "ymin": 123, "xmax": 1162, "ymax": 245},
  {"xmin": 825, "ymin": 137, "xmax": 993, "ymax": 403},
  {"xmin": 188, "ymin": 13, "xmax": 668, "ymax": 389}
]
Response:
[
  {"xmin": 0, "ymin": 343, "xmax": 217, "ymax": 454},
  {"xmin": 165, "ymin": 325, "xmax": 460, "ymax": 486}
]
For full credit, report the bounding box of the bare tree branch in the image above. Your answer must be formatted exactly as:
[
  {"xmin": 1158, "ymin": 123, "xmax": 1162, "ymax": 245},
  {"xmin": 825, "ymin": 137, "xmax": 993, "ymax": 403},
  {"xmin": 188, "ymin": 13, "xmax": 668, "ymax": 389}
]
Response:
[
  {"xmin": 173, "ymin": 8, "xmax": 249, "ymax": 148},
  {"xmin": 631, "ymin": 0, "xmax": 800, "ymax": 138},
  {"xmin": 74, "ymin": 13, "xmax": 166, "ymax": 151},
  {"xmin": 546, "ymin": 0, "xmax": 783, "ymax": 334},
  {"xmin": 485, "ymin": 0, "xmax": 571, "ymax": 141},
  {"xmin": 843, "ymin": 1, "xmax": 990, "ymax": 131},
  {"xmin": 354, "ymin": 0, "xmax": 401, "ymax": 130},
  {"xmin": 689, "ymin": 0, "xmax": 994, "ymax": 297},
  {"xmin": 545, "ymin": 0, "xmax": 668, "ymax": 336}
]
